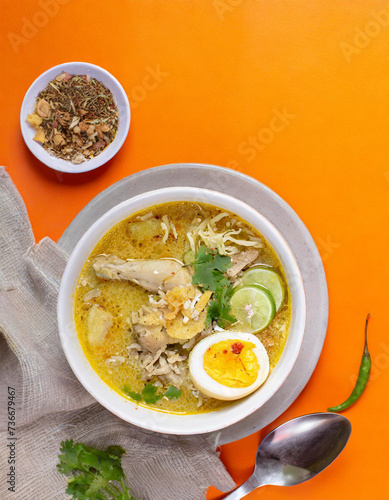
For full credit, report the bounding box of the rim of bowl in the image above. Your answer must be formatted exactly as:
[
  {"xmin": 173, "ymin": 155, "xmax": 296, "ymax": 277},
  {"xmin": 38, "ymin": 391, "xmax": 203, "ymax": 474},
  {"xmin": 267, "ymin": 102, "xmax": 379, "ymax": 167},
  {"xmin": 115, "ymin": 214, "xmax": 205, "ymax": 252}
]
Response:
[
  {"xmin": 58, "ymin": 187, "xmax": 306, "ymax": 435},
  {"xmin": 20, "ymin": 62, "xmax": 130, "ymax": 174}
]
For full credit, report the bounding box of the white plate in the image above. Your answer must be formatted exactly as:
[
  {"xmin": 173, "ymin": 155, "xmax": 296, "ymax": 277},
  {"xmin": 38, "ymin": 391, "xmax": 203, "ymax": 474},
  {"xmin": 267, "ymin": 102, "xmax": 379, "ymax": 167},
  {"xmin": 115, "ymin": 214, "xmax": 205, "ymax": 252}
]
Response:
[
  {"xmin": 59, "ymin": 164, "xmax": 328, "ymax": 444},
  {"xmin": 20, "ymin": 62, "xmax": 130, "ymax": 174}
]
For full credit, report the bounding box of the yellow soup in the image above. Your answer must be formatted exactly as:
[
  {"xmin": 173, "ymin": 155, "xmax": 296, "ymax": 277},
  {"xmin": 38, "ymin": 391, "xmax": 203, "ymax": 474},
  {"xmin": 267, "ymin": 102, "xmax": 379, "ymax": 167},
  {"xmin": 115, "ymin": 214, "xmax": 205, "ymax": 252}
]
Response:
[{"xmin": 74, "ymin": 202, "xmax": 291, "ymax": 414}]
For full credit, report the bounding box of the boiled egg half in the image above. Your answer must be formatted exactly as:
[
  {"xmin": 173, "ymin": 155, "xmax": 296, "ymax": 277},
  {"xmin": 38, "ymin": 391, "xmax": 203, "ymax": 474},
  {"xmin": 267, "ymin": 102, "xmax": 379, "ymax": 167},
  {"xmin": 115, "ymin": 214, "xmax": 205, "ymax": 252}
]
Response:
[{"xmin": 189, "ymin": 330, "xmax": 270, "ymax": 400}]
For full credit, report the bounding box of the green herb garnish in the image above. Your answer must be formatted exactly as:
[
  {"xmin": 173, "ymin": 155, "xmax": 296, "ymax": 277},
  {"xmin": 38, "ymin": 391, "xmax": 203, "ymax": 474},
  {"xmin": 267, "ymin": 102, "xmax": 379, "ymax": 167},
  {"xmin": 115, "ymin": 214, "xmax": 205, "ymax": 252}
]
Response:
[
  {"xmin": 123, "ymin": 386, "xmax": 141, "ymax": 402},
  {"xmin": 58, "ymin": 439, "xmax": 136, "ymax": 500},
  {"xmin": 191, "ymin": 245, "xmax": 236, "ymax": 326},
  {"xmin": 192, "ymin": 245, "xmax": 231, "ymax": 291},
  {"xmin": 123, "ymin": 384, "xmax": 182, "ymax": 404},
  {"xmin": 164, "ymin": 385, "xmax": 182, "ymax": 400},
  {"xmin": 141, "ymin": 383, "xmax": 164, "ymax": 404}
]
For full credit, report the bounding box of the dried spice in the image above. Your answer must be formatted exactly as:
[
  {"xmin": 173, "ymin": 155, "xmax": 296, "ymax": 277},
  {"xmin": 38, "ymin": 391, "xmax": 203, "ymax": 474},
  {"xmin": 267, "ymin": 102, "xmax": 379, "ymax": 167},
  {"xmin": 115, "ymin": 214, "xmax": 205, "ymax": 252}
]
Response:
[{"xmin": 27, "ymin": 72, "xmax": 119, "ymax": 164}]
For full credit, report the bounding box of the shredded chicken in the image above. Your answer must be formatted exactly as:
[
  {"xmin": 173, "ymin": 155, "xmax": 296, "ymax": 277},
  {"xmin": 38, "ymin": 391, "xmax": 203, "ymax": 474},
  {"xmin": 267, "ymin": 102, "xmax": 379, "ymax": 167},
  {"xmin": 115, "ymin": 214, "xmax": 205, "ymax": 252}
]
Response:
[
  {"xmin": 227, "ymin": 249, "xmax": 259, "ymax": 277},
  {"xmin": 128, "ymin": 290, "xmax": 211, "ymax": 389},
  {"xmin": 133, "ymin": 348, "xmax": 188, "ymax": 387},
  {"xmin": 191, "ymin": 389, "xmax": 205, "ymax": 408},
  {"xmin": 132, "ymin": 308, "xmax": 176, "ymax": 353},
  {"xmin": 105, "ymin": 355, "xmax": 126, "ymax": 367},
  {"xmin": 127, "ymin": 285, "xmax": 214, "ymax": 393},
  {"xmin": 143, "ymin": 348, "xmax": 165, "ymax": 372},
  {"xmin": 83, "ymin": 288, "xmax": 101, "ymax": 302}
]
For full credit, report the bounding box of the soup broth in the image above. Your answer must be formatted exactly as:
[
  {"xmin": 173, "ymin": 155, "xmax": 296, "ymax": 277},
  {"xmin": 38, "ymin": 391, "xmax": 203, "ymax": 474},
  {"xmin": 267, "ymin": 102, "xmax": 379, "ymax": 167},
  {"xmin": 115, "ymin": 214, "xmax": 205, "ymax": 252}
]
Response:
[{"xmin": 75, "ymin": 202, "xmax": 291, "ymax": 414}]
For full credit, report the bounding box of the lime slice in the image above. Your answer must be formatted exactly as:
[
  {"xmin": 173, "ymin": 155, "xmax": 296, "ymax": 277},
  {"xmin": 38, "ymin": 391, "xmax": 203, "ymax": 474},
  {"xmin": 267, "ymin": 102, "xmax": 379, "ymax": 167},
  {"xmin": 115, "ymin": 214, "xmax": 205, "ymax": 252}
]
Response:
[
  {"xmin": 241, "ymin": 265, "xmax": 285, "ymax": 311},
  {"xmin": 230, "ymin": 285, "xmax": 276, "ymax": 333}
]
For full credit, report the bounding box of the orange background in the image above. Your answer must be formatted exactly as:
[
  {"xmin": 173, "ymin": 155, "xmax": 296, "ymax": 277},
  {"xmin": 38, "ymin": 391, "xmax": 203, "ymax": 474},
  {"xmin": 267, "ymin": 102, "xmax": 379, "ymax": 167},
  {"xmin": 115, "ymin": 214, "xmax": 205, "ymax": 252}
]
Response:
[{"xmin": 1, "ymin": 0, "xmax": 388, "ymax": 498}]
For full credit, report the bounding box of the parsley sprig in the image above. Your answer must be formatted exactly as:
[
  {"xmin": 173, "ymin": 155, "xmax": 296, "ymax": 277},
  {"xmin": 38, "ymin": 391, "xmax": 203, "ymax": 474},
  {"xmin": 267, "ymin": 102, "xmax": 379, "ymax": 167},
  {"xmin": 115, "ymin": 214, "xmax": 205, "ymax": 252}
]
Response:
[
  {"xmin": 191, "ymin": 245, "xmax": 236, "ymax": 326},
  {"xmin": 58, "ymin": 440, "xmax": 136, "ymax": 500}
]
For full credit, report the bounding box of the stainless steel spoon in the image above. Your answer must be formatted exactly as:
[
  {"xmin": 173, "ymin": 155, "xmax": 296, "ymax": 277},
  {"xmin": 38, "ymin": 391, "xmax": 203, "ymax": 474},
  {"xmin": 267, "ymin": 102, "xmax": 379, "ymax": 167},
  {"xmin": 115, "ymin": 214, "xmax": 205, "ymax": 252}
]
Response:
[{"xmin": 224, "ymin": 412, "xmax": 352, "ymax": 499}]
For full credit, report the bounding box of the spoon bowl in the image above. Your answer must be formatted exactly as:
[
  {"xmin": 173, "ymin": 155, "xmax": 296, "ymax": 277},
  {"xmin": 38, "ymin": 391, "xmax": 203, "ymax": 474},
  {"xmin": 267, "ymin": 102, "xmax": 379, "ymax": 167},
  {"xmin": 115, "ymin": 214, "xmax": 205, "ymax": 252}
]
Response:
[{"xmin": 224, "ymin": 412, "xmax": 351, "ymax": 498}]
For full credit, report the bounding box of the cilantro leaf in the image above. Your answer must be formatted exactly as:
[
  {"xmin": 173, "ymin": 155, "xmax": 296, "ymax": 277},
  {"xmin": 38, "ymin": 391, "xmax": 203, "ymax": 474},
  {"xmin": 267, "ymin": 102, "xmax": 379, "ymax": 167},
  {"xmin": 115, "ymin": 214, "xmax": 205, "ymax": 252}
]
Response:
[
  {"xmin": 192, "ymin": 245, "xmax": 232, "ymax": 291},
  {"xmin": 58, "ymin": 440, "xmax": 136, "ymax": 500},
  {"xmin": 106, "ymin": 446, "xmax": 126, "ymax": 460},
  {"xmin": 66, "ymin": 474, "xmax": 91, "ymax": 500},
  {"xmin": 141, "ymin": 383, "xmax": 163, "ymax": 404},
  {"xmin": 85, "ymin": 474, "xmax": 109, "ymax": 497},
  {"xmin": 123, "ymin": 385, "xmax": 141, "ymax": 402},
  {"xmin": 191, "ymin": 246, "xmax": 236, "ymax": 326},
  {"xmin": 123, "ymin": 383, "xmax": 182, "ymax": 405},
  {"xmin": 58, "ymin": 439, "xmax": 85, "ymax": 475},
  {"xmin": 164, "ymin": 386, "xmax": 182, "ymax": 400}
]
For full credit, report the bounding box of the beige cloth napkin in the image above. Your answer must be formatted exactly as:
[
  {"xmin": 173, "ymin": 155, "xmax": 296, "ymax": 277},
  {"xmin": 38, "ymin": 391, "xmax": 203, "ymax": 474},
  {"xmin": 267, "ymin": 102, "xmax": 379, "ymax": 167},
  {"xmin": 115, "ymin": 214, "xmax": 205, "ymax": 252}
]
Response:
[{"xmin": 0, "ymin": 167, "xmax": 235, "ymax": 500}]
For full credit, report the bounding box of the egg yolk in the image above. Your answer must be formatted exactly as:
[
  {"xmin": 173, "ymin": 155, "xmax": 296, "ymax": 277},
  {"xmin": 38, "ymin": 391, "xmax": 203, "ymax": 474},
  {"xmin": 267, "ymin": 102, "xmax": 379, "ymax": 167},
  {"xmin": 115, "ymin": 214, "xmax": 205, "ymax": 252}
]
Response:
[{"xmin": 203, "ymin": 340, "xmax": 259, "ymax": 388}]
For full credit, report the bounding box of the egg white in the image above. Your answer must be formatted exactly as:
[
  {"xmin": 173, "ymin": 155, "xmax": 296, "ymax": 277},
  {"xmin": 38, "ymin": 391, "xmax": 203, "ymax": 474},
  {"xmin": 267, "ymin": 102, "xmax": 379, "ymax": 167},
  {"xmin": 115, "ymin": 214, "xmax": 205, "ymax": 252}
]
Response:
[{"xmin": 189, "ymin": 330, "xmax": 270, "ymax": 401}]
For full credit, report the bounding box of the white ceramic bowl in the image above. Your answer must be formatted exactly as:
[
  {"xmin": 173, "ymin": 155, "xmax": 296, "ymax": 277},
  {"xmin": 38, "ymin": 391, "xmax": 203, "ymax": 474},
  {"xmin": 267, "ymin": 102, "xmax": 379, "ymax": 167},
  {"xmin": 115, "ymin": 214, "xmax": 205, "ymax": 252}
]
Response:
[
  {"xmin": 20, "ymin": 62, "xmax": 130, "ymax": 174},
  {"xmin": 58, "ymin": 187, "xmax": 306, "ymax": 434}
]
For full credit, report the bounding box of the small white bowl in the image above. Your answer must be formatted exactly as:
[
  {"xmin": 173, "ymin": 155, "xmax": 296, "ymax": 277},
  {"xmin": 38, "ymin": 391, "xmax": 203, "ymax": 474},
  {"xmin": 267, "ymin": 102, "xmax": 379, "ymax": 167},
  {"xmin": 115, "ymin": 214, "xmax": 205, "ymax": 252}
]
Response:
[
  {"xmin": 20, "ymin": 62, "xmax": 130, "ymax": 174},
  {"xmin": 58, "ymin": 187, "xmax": 306, "ymax": 435}
]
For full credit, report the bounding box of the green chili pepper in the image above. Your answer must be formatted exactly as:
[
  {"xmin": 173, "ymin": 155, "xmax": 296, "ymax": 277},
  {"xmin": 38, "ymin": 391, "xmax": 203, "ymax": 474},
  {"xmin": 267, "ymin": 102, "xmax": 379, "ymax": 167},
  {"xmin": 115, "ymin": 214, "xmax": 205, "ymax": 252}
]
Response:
[{"xmin": 328, "ymin": 314, "xmax": 371, "ymax": 413}]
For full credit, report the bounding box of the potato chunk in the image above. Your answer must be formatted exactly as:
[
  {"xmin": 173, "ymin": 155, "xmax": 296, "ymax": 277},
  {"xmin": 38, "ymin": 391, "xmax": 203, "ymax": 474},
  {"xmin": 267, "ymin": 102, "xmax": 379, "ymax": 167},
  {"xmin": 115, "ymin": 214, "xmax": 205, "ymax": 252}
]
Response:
[
  {"xmin": 127, "ymin": 220, "xmax": 162, "ymax": 241},
  {"xmin": 87, "ymin": 304, "xmax": 113, "ymax": 347}
]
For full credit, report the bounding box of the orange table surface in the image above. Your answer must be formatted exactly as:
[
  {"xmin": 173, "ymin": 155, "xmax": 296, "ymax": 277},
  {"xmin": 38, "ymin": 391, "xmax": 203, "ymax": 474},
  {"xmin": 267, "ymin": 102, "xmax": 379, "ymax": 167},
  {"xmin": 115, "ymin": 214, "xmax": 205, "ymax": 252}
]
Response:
[{"xmin": 1, "ymin": 0, "xmax": 388, "ymax": 498}]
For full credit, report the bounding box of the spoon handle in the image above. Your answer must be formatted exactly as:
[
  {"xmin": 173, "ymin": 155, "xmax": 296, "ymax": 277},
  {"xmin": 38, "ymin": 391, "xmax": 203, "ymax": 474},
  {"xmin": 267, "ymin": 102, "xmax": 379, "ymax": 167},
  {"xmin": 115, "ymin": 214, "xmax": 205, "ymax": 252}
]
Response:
[{"xmin": 223, "ymin": 474, "xmax": 263, "ymax": 500}]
